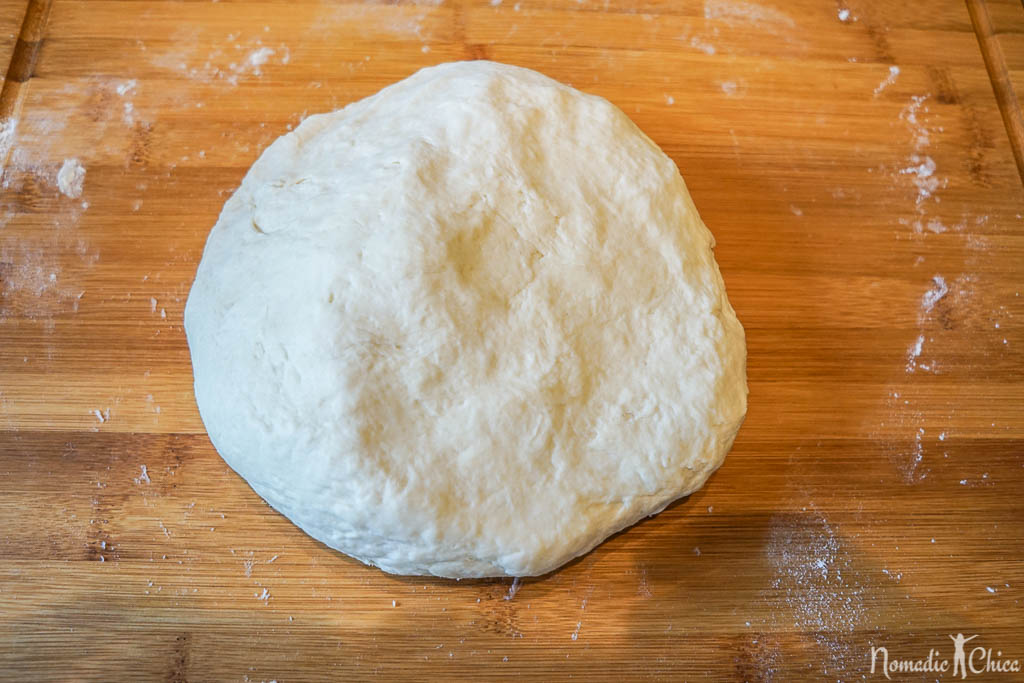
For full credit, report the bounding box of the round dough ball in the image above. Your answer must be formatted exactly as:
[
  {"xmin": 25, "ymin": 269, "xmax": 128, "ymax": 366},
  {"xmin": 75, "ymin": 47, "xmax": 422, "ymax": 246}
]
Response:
[{"xmin": 185, "ymin": 60, "xmax": 747, "ymax": 578}]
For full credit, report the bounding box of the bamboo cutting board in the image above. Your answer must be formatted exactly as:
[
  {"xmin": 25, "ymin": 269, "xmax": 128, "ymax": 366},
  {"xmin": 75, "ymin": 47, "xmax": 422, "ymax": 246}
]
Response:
[{"xmin": 1, "ymin": 0, "xmax": 1022, "ymax": 680}]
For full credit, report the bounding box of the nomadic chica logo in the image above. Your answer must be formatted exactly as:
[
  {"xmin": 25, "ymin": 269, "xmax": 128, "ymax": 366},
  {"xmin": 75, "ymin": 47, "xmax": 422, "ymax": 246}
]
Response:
[{"xmin": 870, "ymin": 634, "xmax": 1021, "ymax": 679}]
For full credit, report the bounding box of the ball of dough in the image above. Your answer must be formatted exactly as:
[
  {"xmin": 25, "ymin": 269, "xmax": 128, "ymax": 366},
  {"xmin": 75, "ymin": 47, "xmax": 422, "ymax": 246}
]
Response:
[{"xmin": 185, "ymin": 60, "xmax": 747, "ymax": 578}]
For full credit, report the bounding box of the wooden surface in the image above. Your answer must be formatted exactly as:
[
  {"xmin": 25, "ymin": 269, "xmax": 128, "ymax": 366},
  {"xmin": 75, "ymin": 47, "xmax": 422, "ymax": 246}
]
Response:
[
  {"xmin": 0, "ymin": 3, "xmax": 23, "ymax": 88},
  {"xmin": 989, "ymin": 0, "xmax": 1024, "ymax": 92},
  {"xmin": 969, "ymin": 0, "xmax": 1024, "ymax": 178},
  {"xmin": 1, "ymin": 0, "xmax": 1023, "ymax": 680}
]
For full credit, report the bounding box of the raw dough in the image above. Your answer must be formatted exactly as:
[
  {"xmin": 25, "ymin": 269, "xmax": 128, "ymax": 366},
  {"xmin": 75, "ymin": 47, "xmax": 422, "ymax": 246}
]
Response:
[{"xmin": 184, "ymin": 61, "xmax": 747, "ymax": 578}]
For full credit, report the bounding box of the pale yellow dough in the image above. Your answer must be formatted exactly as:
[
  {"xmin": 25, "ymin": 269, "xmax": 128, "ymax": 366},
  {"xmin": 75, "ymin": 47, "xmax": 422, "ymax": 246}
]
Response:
[{"xmin": 185, "ymin": 61, "xmax": 747, "ymax": 578}]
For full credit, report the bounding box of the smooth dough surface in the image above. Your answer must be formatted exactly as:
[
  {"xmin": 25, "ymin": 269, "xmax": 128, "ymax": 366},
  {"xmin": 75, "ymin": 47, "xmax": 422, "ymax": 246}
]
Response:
[{"xmin": 185, "ymin": 60, "xmax": 747, "ymax": 578}]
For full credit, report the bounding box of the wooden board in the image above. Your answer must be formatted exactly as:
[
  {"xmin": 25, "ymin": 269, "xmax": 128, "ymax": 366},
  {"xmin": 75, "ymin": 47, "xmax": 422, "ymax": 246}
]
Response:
[
  {"xmin": 1, "ymin": 0, "xmax": 1022, "ymax": 679},
  {"xmin": 0, "ymin": 2, "xmax": 24, "ymax": 87},
  {"xmin": 988, "ymin": 0, "xmax": 1024, "ymax": 87},
  {"xmin": 982, "ymin": 0, "xmax": 1024, "ymax": 178}
]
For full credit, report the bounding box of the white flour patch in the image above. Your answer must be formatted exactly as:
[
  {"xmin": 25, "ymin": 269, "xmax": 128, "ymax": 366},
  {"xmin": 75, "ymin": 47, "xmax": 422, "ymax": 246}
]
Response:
[
  {"xmin": 704, "ymin": 0, "xmax": 795, "ymax": 28},
  {"xmin": 873, "ymin": 65, "xmax": 899, "ymax": 96},
  {"xmin": 0, "ymin": 237, "xmax": 96, "ymax": 319},
  {"xmin": 765, "ymin": 513, "xmax": 866, "ymax": 677},
  {"xmin": 504, "ymin": 576, "xmax": 522, "ymax": 600},
  {"xmin": 919, "ymin": 275, "xmax": 948, "ymax": 317},
  {"xmin": 134, "ymin": 465, "xmax": 151, "ymax": 484},
  {"xmin": 237, "ymin": 47, "xmax": 275, "ymax": 78},
  {"xmin": 905, "ymin": 335, "xmax": 924, "ymax": 372},
  {"xmin": 900, "ymin": 95, "xmax": 931, "ymax": 148},
  {"xmin": 0, "ymin": 118, "xmax": 17, "ymax": 167},
  {"xmin": 57, "ymin": 158, "xmax": 86, "ymax": 198},
  {"xmin": 897, "ymin": 154, "xmax": 939, "ymax": 206},
  {"xmin": 910, "ymin": 427, "xmax": 925, "ymax": 472},
  {"xmin": 683, "ymin": 35, "xmax": 717, "ymax": 54},
  {"xmin": 882, "ymin": 273, "xmax": 967, "ymax": 481},
  {"xmin": 153, "ymin": 34, "xmax": 292, "ymax": 86},
  {"xmin": 879, "ymin": 391, "xmax": 930, "ymax": 482},
  {"xmin": 894, "ymin": 96, "xmax": 948, "ymax": 233},
  {"xmin": 905, "ymin": 275, "xmax": 947, "ymax": 375},
  {"xmin": 719, "ymin": 80, "xmax": 747, "ymax": 97},
  {"xmin": 116, "ymin": 79, "xmax": 138, "ymax": 125},
  {"xmin": 837, "ymin": 8, "xmax": 853, "ymax": 22},
  {"xmin": 1, "ymin": 245, "xmax": 58, "ymax": 298},
  {"xmin": 115, "ymin": 79, "xmax": 138, "ymax": 97}
]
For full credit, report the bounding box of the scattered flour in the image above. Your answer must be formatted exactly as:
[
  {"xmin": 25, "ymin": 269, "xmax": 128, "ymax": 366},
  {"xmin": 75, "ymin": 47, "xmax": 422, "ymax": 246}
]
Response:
[
  {"xmin": 0, "ymin": 118, "xmax": 17, "ymax": 165},
  {"xmin": 900, "ymin": 95, "xmax": 932, "ymax": 149},
  {"xmin": 898, "ymin": 154, "xmax": 939, "ymax": 206},
  {"xmin": 239, "ymin": 47, "xmax": 275, "ymax": 77},
  {"xmin": 155, "ymin": 35, "xmax": 291, "ymax": 87},
  {"xmin": 115, "ymin": 79, "xmax": 138, "ymax": 97},
  {"xmin": 637, "ymin": 564, "xmax": 653, "ymax": 598},
  {"xmin": 704, "ymin": 0, "xmax": 795, "ymax": 28},
  {"xmin": 883, "ymin": 274, "xmax": 959, "ymax": 480},
  {"xmin": 919, "ymin": 275, "xmax": 948, "ymax": 316},
  {"xmin": 837, "ymin": 8, "xmax": 851, "ymax": 22},
  {"xmin": 873, "ymin": 65, "xmax": 900, "ymax": 96},
  {"xmin": 134, "ymin": 465, "xmax": 151, "ymax": 484},
  {"xmin": 57, "ymin": 158, "xmax": 86, "ymax": 199},
  {"xmin": 504, "ymin": 577, "xmax": 522, "ymax": 600},
  {"xmin": 765, "ymin": 513, "xmax": 866, "ymax": 677},
  {"xmin": 905, "ymin": 275, "xmax": 947, "ymax": 375},
  {"xmin": 115, "ymin": 79, "xmax": 139, "ymax": 125},
  {"xmin": 685, "ymin": 36, "xmax": 717, "ymax": 55},
  {"xmin": 893, "ymin": 95, "xmax": 951, "ymax": 233},
  {"xmin": 905, "ymin": 335, "xmax": 924, "ymax": 372}
]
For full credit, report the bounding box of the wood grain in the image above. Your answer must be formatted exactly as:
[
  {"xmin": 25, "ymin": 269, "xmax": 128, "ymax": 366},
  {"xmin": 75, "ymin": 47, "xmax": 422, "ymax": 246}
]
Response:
[
  {"xmin": 1, "ymin": 0, "xmax": 1022, "ymax": 680},
  {"xmin": 968, "ymin": 0, "xmax": 1024, "ymax": 181},
  {"xmin": 987, "ymin": 0, "xmax": 1024, "ymax": 91},
  {"xmin": 0, "ymin": 2, "xmax": 26, "ymax": 88}
]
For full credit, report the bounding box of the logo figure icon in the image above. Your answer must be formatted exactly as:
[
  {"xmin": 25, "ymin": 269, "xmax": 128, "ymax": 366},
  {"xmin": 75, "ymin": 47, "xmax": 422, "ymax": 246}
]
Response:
[{"xmin": 950, "ymin": 633, "xmax": 978, "ymax": 679}]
